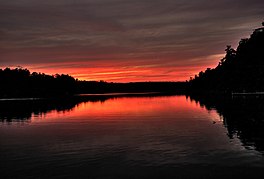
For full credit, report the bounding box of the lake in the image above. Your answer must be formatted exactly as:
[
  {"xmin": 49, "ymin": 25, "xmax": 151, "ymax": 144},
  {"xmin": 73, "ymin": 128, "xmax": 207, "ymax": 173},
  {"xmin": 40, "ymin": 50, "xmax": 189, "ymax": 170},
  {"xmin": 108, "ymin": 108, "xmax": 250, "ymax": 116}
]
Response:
[{"xmin": 1, "ymin": 95, "xmax": 264, "ymax": 178}]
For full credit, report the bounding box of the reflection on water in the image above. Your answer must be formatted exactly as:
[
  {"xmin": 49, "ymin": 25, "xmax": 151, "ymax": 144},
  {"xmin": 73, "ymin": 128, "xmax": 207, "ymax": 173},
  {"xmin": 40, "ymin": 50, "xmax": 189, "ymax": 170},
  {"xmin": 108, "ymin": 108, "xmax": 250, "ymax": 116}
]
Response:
[
  {"xmin": 1, "ymin": 95, "xmax": 264, "ymax": 178},
  {"xmin": 188, "ymin": 95, "xmax": 264, "ymax": 154},
  {"xmin": 0, "ymin": 99, "xmax": 77, "ymax": 122}
]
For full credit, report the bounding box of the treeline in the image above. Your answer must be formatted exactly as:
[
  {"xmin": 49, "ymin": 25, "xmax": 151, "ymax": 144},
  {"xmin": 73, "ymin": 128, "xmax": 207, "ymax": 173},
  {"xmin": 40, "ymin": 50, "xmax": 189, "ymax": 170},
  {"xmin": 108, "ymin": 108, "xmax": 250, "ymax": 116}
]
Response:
[
  {"xmin": 76, "ymin": 81, "xmax": 186, "ymax": 94},
  {"xmin": 0, "ymin": 68, "xmax": 76, "ymax": 97},
  {"xmin": 0, "ymin": 67, "xmax": 186, "ymax": 98},
  {"xmin": 189, "ymin": 22, "xmax": 264, "ymax": 94}
]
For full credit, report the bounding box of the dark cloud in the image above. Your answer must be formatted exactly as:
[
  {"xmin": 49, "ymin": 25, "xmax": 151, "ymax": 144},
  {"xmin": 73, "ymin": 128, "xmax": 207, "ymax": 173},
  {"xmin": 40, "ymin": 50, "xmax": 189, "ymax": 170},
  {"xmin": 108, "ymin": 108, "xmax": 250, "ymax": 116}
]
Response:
[{"xmin": 0, "ymin": 0, "xmax": 264, "ymax": 81}]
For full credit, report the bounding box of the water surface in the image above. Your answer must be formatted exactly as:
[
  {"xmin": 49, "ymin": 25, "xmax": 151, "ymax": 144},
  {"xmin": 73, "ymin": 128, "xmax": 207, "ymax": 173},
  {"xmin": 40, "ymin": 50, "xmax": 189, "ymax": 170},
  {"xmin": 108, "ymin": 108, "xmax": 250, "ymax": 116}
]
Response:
[{"xmin": 1, "ymin": 95, "xmax": 264, "ymax": 178}]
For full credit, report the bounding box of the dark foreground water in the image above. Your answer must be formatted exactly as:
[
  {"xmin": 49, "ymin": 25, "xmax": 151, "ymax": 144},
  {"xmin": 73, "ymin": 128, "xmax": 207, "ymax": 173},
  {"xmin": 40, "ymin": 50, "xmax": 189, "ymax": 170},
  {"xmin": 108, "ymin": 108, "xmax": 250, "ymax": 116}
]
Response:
[{"xmin": 1, "ymin": 95, "xmax": 264, "ymax": 178}]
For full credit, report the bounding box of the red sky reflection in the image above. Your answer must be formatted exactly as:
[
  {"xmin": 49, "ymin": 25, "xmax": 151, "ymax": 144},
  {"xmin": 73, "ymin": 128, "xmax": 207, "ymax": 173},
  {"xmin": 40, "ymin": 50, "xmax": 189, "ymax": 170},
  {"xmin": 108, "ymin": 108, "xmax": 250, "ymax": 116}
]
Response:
[{"xmin": 32, "ymin": 96, "xmax": 220, "ymax": 123}]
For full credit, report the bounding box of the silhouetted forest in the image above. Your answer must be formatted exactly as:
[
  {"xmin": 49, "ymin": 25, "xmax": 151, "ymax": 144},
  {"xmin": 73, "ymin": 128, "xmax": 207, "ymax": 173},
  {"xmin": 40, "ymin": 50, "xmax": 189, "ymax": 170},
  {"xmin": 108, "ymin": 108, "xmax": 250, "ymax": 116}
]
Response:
[
  {"xmin": 0, "ymin": 68, "xmax": 76, "ymax": 97},
  {"xmin": 0, "ymin": 68, "xmax": 186, "ymax": 98},
  {"xmin": 76, "ymin": 81, "xmax": 186, "ymax": 94},
  {"xmin": 189, "ymin": 22, "xmax": 264, "ymax": 94}
]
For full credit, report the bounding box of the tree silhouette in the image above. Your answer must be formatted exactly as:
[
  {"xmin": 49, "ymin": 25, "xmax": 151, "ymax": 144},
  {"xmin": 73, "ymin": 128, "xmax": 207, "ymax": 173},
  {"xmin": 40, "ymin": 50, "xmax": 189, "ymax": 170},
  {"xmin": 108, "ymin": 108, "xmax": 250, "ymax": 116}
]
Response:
[
  {"xmin": 0, "ymin": 67, "xmax": 186, "ymax": 97},
  {"xmin": 189, "ymin": 22, "xmax": 264, "ymax": 94},
  {"xmin": 0, "ymin": 68, "xmax": 77, "ymax": 97}
]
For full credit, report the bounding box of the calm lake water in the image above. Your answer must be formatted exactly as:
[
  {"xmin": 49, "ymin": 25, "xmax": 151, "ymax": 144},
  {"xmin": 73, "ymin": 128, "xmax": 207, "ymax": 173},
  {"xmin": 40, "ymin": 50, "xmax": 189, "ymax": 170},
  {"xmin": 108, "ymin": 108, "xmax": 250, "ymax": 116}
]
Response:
[{"xmin": 1, "ymin": 95, "xmax": 264, "ymax": 178}]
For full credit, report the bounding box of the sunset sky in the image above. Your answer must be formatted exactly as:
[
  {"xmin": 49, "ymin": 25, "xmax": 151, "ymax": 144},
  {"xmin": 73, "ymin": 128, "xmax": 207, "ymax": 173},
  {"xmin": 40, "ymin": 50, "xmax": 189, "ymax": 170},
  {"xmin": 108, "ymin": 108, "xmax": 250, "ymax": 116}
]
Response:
[{"xmin": 0, "ymin": 0, "xmax": 264, "ymax": 82}]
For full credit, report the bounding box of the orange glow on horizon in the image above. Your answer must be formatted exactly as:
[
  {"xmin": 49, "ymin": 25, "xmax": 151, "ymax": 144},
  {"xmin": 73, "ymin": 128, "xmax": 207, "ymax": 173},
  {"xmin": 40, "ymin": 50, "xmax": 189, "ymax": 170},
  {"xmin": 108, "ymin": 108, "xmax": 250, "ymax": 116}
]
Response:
[
  {"xmin": 15, "ymin": 58, "xmax": 221, "ymax": 83},
  {"xmin": 1, "ymin": 54, "xmax": 224, "ymax": 82}
]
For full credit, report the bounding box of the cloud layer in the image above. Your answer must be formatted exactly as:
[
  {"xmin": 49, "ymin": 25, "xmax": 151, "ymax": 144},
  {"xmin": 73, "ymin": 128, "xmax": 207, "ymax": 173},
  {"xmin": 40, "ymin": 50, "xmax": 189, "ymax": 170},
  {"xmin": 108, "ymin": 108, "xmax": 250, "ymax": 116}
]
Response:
[{"xmin": 0, "ymin": 0, "xmax": 264, "ymax": 81}]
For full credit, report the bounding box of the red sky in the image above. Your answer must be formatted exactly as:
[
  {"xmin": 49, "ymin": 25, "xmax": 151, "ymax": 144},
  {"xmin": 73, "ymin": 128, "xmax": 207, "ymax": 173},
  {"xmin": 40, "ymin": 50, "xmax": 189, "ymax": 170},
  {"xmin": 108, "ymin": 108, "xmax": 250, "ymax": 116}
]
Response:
[{"xmin": 0, "ymin": 0, "xmax": 263, "ymax": 82}]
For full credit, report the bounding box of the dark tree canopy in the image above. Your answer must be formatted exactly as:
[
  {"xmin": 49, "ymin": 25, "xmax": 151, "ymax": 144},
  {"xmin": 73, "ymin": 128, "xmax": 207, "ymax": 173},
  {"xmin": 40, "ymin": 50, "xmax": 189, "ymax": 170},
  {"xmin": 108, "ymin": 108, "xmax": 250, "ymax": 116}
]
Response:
[
  {"xmin": 0, "ymin": 67, "xmax": 186, "ymax": 97},
  {"xmin": 189, "ymin": 22, "xmax": 264, "ymax": 94},
  {"xmin": 0, "ymin": 68, "xmax": 76, "ymax": 97}
]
